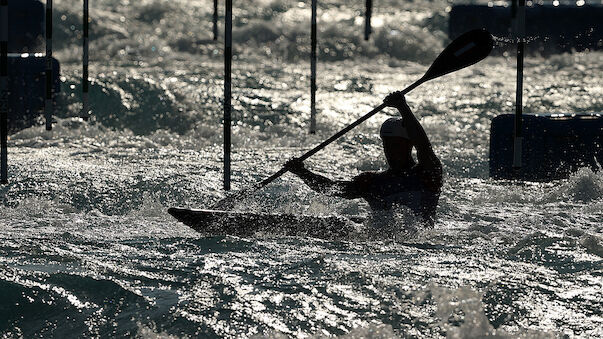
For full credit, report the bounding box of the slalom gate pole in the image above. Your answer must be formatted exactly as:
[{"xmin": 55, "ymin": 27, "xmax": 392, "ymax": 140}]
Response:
[
  {"xmin": 310, "ymin": 0, "xmax": 317, "ymax": 134},
  {"xmin": 224, "ymin": 0, "xmax": 232, "ymax": 190},
  {"xmin": 513, "ymin": 0, "xmax": 525, "ymax": 169},
  {"xmin": 45, "ymin": 0, "xmax": 53, "ymax": 131},
  {"xmin": 82, "ymin": 0, "xmax": 89, "ymax": 120},
  {"xmin": 364, "ymin": 0, "xmax": 372, "ymax": 41},
  {"xmin": 1, "ymin": 0, "xmax": 7, "ymax": 183},
  {"xmin": 213, "ymin": 0, "xmax": 218, "ymax": 41}
]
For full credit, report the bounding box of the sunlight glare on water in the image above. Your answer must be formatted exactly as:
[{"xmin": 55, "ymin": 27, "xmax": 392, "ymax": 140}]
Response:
[{"xmin": 1, "ymin": 0, "xmax": 602, "ymax": 338}]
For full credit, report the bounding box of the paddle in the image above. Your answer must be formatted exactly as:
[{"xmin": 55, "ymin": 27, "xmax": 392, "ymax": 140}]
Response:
[{"xmin": 213, "ymin": 29, "xmax": 494, "ymax": 209}]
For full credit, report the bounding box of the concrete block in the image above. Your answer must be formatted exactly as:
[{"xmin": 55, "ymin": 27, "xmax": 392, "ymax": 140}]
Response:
[
  {"xmin": 8, "ymin": 54, "xmax": 60, "ymax": 133},
  {"xmin": 489, "ymin": 113, "xmax": 603, "ymax": 181},
  {"xmin": 449, "ymin": 4, "xmax": 603, "ymax": 54}
]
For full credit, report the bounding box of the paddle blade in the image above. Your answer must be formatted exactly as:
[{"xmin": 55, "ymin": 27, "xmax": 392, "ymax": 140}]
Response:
[{"xmin": 423, "ymin": 29, "xmax": 493, "ymax": 81}]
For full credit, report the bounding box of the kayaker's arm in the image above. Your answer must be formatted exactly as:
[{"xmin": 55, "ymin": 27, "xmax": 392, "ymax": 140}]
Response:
[
  {"xmin": 384, "ymin": 92, "xmax": 438, "ymax": 166},
  {"xmin": 384, "ymin": 92, "xmax": 442, "ymax": 191},
  {"xmin": 284, "ymin": 159, "xmax": 362, "ymax": 198}
]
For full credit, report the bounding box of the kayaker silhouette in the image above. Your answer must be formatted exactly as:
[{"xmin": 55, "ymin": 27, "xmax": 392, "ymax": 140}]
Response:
[{"xmin": 284, "ymin": 92, "xmax": 443, "ymax": 226}]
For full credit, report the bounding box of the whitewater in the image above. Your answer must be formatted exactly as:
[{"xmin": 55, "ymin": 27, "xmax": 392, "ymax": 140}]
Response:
[{"xmin": 1, "ymin": 0, "xmax": 602, "ymax": 337}]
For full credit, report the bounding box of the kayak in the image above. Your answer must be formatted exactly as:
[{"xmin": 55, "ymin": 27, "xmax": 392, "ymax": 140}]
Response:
[{"xmin": 167, "ymin": 207, "xmax": 365, "ymax": 239}]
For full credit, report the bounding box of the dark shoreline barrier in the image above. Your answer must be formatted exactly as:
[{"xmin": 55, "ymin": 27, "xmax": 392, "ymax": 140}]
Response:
[
  {"xmin": 449, "ymin": 4, "xmax": 602, "ymax": 54},
  {"xmin": 489, "ymin": 113, "xmax": 603, "ymax": 181},
  {"xmin": 7, "ymin": 0, "xmax": 44, "ymax": 53},
  {"xmin": 7, "ymin": 54, "xmax": 60, "ymax": 133},
  {"xmin": 4, "ymin": 0, "xmax": 61, "ymax": 134}
]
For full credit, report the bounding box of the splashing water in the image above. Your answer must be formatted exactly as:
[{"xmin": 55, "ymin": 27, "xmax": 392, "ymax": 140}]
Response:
[{"xmin": 1, "ymin": 0, "xmax": 602, "ymax": 337}]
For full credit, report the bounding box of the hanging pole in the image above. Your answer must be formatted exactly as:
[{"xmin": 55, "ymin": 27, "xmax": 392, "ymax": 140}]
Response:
[
  {"xmin": 45, "ymin": 0, "xmax": 53, "ymax": 131},
  {"xmin": 364, "ymin": 0, "xmax": 372, "ymax": 41},
  {"xmin": 1, "ymin": 0, "xmax": 8, "ymax": 184},
  {"xmin": 512, "ymin": 0, "xmax": 525, "ymax": 169},
  {"xmin": 213, "ymin": 0, "xmax": 218, "ymax": 41},
  {"xmin": 82, "ymin": 0, "xmax": 89, "ymax": 120},
  {"xmin": 224, "ymin": 0, "xmax": 232, "ymax": 190},
  {"xmin": 310, "ymin": 0, "xmax": 317, "ymax": 134},
  {"xmin": 510, "ymin": 0, "xmax": 517, "ymax": 31}
]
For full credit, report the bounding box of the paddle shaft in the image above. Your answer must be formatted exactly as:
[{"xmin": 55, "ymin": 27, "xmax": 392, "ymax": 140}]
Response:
[{"xmin": 257, "ymin": 77, "xmax": 425, "ymax": 189}]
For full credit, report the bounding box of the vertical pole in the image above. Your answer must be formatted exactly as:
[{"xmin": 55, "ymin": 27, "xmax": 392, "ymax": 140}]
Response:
[
  {"xmin": 512, "ymin": 0, "xmax": 525, "ymax": 169},
  {"xmin": 1, "ymin": 0, "xmax": 8, "ymax": 183},
  {"xmin": 224, "ymin": 0, "xmax": 232, "ymax": 190},
  {"xmin": 82, "ymin": 0, "xmax": 89, "ymax": 120},
  {"xmin": 510, "ymin": 0, "xmax": 517, "ymax": 32},
  {"xmin": 310, "ymin": 0, "xmax": 317, "ymax": 134},
  {"xmin": 213, "ymin": 0, "xmax": 218, "ymax": 41},
  {"xmin": 364, "ymin": 0, "xmax": 372, "ymax": 41},
  {"xmin": 45, "ymin": 0, "xmax": 53, "ymax": 131}
]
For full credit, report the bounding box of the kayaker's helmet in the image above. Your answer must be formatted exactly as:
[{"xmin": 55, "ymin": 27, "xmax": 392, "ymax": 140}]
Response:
[
  {"xmin": 380, "ymin": 117, "xmax": 414, "ymax": 170},
  {"xmin": 379, "ymin": 117, "xmax": 409, "ymax": 140}
]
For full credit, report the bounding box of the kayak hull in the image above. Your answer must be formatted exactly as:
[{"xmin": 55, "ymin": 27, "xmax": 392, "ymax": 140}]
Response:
[{"xmin": 168, "ymin": 207, "xmax": 363, "ymax": 239}]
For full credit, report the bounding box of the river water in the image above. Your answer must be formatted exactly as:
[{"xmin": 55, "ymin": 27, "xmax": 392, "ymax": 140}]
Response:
[{"xmin": 1, "ymin": 0, "xmax": 602, "ymax": 337}]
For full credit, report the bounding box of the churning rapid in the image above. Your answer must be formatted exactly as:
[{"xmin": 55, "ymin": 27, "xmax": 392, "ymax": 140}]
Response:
[{"xmin": 1, "ymin": 0, "xmax": 602, "ymax": 337}]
